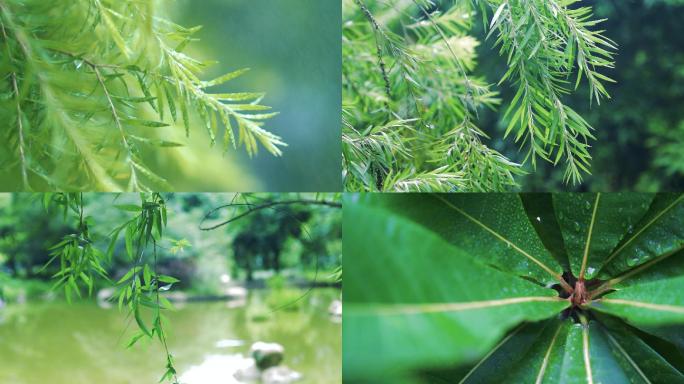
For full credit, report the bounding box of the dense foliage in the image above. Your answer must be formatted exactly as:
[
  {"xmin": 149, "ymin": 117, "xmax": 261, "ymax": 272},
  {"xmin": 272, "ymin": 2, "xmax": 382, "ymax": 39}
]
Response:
[
  {"xmin": 0, "ymin": 0, "xmax": 284, "ymax": 192},
  {"xmin": 476, "ymin": 0, "xmax": 684, "ymax": 191},
  {"xmin": 345, "ymin": 193, "xmax": 684, "ymax": 383},
  {"xmin": 343, "ymin": 0, "xmax": 615, "ymax": 192}
]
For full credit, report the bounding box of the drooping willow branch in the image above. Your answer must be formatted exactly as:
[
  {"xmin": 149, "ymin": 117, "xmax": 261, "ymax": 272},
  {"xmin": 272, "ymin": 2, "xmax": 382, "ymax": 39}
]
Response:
[
  {"xmin": 343, "ymin": 0, "xmax": 616, "ymax": 191},
  {"xmin": 343, "ymin": 0, "xmax": 523, "ymax": 192},
  {"xmin": 0, "ymin": 0, "xmax": 285, "ymax": 191},
  {"xmin": 44, "ymin": 192, "xmax": 180, "ymax": 383}
]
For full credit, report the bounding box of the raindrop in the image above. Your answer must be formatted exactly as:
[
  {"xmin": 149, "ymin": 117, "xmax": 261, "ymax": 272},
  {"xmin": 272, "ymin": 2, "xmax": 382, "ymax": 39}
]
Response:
[
  {"xmin": 536, "ymin": 216, "xmax": 541, "ymax": 222},
  {"xmin": 653, "ymin": 242, "xmax": 664, "ymax": 255},
  {"xmin": 585, "ymin": 201, "xmax": 592, "ymax": 210},
  {"xmin": 627, "ymin": 225, "xmax": 634, "ymax": 234},
  {"xmin": 586, "ymin": 267, "xmax": 596, "ymax": 278},
  {"xmin": 627, "ymin": 257, "xmax": 639, "ymax": 267},
  {"xmin": 573, "ymin": 222, "xmax": 581, "ymax": 231}
]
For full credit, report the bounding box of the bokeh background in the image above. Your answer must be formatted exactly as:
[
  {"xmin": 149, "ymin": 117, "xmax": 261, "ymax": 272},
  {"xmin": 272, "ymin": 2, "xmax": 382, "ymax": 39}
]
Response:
[
  {"xmin": 166, "ymin": 0, "xmax": 341, "ymax": 191},
  {"xmin": 472, "ymin": 0, "xmax": 684, "ymax": 192}
]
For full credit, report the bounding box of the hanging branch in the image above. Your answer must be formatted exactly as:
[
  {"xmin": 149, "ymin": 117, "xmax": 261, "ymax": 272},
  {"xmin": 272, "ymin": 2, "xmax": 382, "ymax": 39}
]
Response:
[
  {"xmin": 43, "ymin": 192, "xmax": 180, "ymax": 383},
  {"xmin": 0, "ymin": 0, "xmax": 285, "ymax": 191}
]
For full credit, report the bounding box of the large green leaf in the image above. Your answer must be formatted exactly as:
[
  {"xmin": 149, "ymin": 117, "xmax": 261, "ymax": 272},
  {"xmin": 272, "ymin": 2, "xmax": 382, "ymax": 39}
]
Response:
[
  {"xmin": 595, "ymin": 316, "xmax": 684, "ymax": 383},
  {"xmin": 553, "ymin": 193, "xmax": 653, "ymax": 280},
  {"xmin": 591, "ymin": 275, "xmax": 684, "ymax": 326},
  {"xmin": 344, "ymin": 193, "xmax": 684, "ymax": 383},
  {"xmin": 521, "ymin": 193, "xmax": 571, "ymax": 270},
  {"xmin": 343, "ymin": 201, "xmax": 568, "ymax": 381},
  {"xmin": 600, "ymin": 193, "xmax": 684, "ymax": 278},
  {"xmin": 456, "ymin": 319, "xmax": 570, "ymax": 383},
  {"xmin": 455, "ymin": 318, "xmax": 684, "ymax": 383},
  {"xmin": 357, "ymin": 193, "xmax": 565, "ymax": 285},
  {"xmin": 600, "ymin": 250, "xmax": 684, "ymax": 354}
]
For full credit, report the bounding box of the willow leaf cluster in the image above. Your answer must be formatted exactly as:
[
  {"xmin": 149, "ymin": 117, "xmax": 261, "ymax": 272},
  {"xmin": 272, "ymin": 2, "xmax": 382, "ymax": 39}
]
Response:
[
  {"xmin": 342, "ymin": 0, "xmax": 615, "ymax": 192},
  {"xmin": 0, "ymin": 0, "xmax": 284, "ymax": 192},
  {"xmin": 44, "ymin": 192, "xmax": 181, "ymax": 384}
]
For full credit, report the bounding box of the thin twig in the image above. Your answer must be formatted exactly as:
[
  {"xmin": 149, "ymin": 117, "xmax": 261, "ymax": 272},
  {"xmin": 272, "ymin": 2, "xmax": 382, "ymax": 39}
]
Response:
[
  {"xmin": 354, "ymin": 0, "xmax": 392, "ymax": 105},
  {"xmin": 90, "ymin": 62, "xmax": 139, "ymax": 189},
  {"xmin": 199, "ymin": 199, "xmax": 341, "ymax": 231},
  {"xmin": 0, "ymin": 17, "xmax": 29, "ymax": 189}
]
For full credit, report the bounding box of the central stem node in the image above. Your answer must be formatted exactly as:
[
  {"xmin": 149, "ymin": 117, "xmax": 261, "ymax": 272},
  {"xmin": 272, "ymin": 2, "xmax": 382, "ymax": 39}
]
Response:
[{"xmin": 571, "ymin": 279, "xmax": 587, "ymax": 307}]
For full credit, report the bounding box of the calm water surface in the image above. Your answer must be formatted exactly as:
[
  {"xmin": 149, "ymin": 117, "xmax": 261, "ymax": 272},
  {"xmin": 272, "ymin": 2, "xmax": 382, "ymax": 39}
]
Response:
[{"xmin": 0, "ymin": 289, "xmax": 341, "ymax": 384}]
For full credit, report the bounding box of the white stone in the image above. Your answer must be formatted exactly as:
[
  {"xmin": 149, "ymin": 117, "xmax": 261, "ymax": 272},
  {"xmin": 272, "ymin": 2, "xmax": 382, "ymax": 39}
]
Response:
[{"xmin": 250, "ymin": 342, "xmax": 285, "ymax": 370}]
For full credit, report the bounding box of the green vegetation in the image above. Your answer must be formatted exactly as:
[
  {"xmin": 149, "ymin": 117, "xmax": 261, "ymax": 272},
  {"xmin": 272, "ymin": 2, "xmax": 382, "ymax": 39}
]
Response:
[
  {"xmin": 0, "ymin": 192, "xmax": 341, "ymax": 383},
  {"xmin": 344, "ymin": 0, "xmax": 684, "ymax": 192},
  {"xmin": 0, "ymin": 0, "xmax": 284, "ymax": 191},
  {"xmin": 343, "ymin": 0, "xmax": 615, "ymax": 191},
  {"xmin": 491, "ymin": 0, "xmax": 684, "ymax": 191},
  {"xmin": 345, "ymin": 193, "xmax": 684, "ymax": 382}
]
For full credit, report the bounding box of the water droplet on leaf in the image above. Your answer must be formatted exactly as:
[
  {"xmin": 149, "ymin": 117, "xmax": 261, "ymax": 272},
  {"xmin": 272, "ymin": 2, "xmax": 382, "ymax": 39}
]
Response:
[{"xmin": 586, "ymin": 267, "xmax": 596, "ymax": 278}]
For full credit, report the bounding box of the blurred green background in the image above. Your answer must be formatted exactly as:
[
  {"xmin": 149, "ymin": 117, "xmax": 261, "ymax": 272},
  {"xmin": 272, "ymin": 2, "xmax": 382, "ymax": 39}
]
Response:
[
  {"xmin": 472, "ymin": 0, "xmax": 684, "ymax": 192},
  {"xmin": 168, "ymin": 0, "xmax": 341, "ymax": 191}
]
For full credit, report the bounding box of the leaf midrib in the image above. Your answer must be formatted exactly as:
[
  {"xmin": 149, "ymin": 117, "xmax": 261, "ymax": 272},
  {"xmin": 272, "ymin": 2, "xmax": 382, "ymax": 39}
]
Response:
[
  {"xmin": 580, "ymin": 193, "xmax": 601, "ymax": 279},
  {"xmin": 349, "ymin": 296, "xmax": 566, "ymax": 316},
  {"xmin": 434, "ymin": 194, "xmax": 562, "ymax": 282},
  {"xmin": 597, "ymin": 298, "xmax": 684, "ymax": 314},
  {"xmin": 603, "ymin": 328, "xmax": 652, "ymax": 384},
  {"xmin": 535, "ymin": 322, "xmax": 563, "ymax": 384},
  {"xmin": 603, "ymin": 194, "xmax": 684, "ymax": 266}
]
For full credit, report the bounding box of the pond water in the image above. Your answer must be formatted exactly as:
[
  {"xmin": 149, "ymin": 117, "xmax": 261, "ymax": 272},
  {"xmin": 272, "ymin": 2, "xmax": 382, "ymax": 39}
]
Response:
[{"xmin": 0, "ymin": 289, "xmax": 341, "ymax": 384}]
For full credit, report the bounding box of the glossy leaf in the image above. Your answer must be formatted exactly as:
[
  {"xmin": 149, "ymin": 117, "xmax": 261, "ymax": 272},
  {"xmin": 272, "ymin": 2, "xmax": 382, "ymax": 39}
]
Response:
[
  {"xmin": 600, "ymin": 193, "xmax": 684, "ymax": 278},
  {"xmin": 357, "ymin": 193, "xmax": 564, "ymax": 285},
  {"xmin": 345, "ymin": 193, "xmax": 684, "ymax": 383},
  {"xmin": 343, "ymin": 203, "xmax": 567, "ymax": 381},
  {"xmin": 592, "ymin": 275, "xmax": 684, "ymax": 326},
  {"xmin": 553, "ymin": 193, "xmax": 653, "ymax": 279}
]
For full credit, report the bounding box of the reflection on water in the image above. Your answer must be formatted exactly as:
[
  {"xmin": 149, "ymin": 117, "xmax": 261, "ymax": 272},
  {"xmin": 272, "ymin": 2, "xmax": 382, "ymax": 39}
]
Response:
[
  {"xmin": 182, "ymin": 354, "xmax": 253, "ymax": 384},
  {"xmin": 0, "ymin": 289, "xmax": 341, "ymax": 384}
]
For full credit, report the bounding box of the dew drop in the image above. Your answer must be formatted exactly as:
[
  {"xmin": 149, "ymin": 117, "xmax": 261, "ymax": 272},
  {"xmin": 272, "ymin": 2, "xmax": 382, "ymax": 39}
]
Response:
[
  {"xmin": 627, "ymin": 257, "xmax": 639, "ymax": 267},
  {"xmin": 586, "ymin": 267, "xmax": 596, "ymax": 278},
  {"xmin": 574, "ymin": 222, "xmax": 581, "ymax": 231},
  {"xmin": 585, "ymin": 201, "xmax": 592, "ymax": 210},
  {"xmin": 536, "ymin": 216, "xmax": 541, "ymax": 222}
]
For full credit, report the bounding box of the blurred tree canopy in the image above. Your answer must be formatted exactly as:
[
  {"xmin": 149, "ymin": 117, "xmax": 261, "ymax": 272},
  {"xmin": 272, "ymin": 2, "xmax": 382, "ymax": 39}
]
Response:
[
  {"xmin": 474, "ymin": 0, "xmax": 684, "ymax": 191},
  {"xmin": 0, "ymin": 193, "xmax": 341, "ymax": 298}
]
